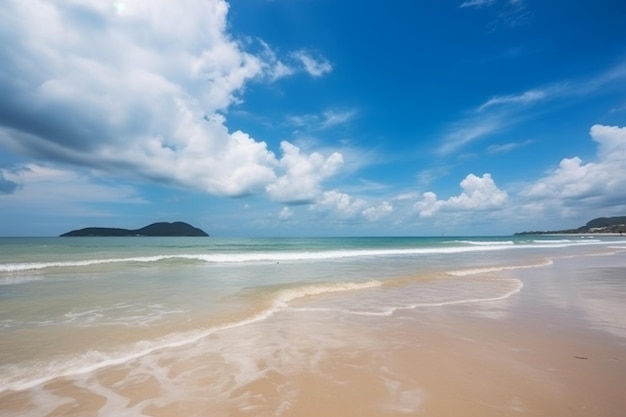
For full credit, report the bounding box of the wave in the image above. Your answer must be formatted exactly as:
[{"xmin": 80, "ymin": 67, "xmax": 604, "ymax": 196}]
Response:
[
  {"xmin": 0, "ymin": 255, "xmax": 176, "ymax": 273},
  {"xmin": 0, "ymin": 279, "xmax": 382, "ymax": 393},
  {"xmin": 0, "ymin": 276, "xmax": 43, "ymax": 285},
  {"xmin": 0, "ymin": 314, "xmax": 259, "ymax": 393},
  {"xmin": 452, "ymin": 240, "xmax": 515, "ymax": 246},
  {"xmin": 447, "ymin": 259, "xmax": 554, "ymax": 276},
  {"xmin": 1, "ymin": 238, "xmax": 619, "ymax": 274},
  {"xmin": 273, "ymin": 280, "xmax": 382, "ymax": 308},
  {"xmin": 292, "ymin": 275, "xmax": 524, "ymax": 317},
  {"xmin": 0, "ymin": 247, "xmax": 523, "ymax": 273}
]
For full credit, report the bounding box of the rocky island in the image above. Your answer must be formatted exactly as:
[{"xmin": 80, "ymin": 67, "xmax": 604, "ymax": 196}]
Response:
[
  {"xmin": 60, "ymin": 222, "xmax": 209, "ymax": 237},
  {"xmin": 515, "ymin": 216, "xmax": 626, "ymax": 235}
]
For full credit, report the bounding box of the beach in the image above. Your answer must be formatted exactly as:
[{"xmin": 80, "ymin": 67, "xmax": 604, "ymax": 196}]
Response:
[{"xmin": 1, "ymin": 236, "xmax": 625, "ymax": 416}]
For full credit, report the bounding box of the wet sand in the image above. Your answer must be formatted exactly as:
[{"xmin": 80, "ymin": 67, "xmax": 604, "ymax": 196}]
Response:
[{"xmin": 1, "ymin": 252, "xmax": 625, "ymax": 417}]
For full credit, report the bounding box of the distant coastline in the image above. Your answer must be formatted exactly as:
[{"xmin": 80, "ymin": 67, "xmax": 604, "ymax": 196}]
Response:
[
  {"xmin": 514, "ymin": 216, "xmax": 626, "ymax": 236},
  {"xmin": 60, "ymin": 222, "xmax": 209, "ymax": 237}
]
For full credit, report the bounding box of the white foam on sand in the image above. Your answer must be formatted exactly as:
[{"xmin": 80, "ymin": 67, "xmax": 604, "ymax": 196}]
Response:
[{"xmin": 0, "ymin": 279, "xmax": 383, "ymax": 393}]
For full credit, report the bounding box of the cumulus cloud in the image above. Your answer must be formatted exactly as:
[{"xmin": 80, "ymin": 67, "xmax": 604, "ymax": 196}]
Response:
[
  {"xmin": 520, "ymin": 125, "xmax": 626, "ymax": 209},
  {"xmin": 414, "ymin": 173, "xmax": 508, "ymax": 217},
  {"xmin": 362, "ymin": 201, "xmax": 393, "ymax": 221},
  {"xmin": 309, "ymin": 190, "xmax": 393, "ymax": 223},
  {"xmin": 414, "ymin": 192, "xmax": 444, "ymax": 218},
  {"xmin": 0, "ymin": 0, "xmax": 337, "ymax": 199},
  {"xmin": 448, "ymin": 173, "xmax": 508, "ymax": 208},
  {"xmin": 266, "ymin": 142, "xmax": 344, "ymax": 204},
  {"xmin": 311, "ymin": 190, "xmax": 367, "ymax": 218}
]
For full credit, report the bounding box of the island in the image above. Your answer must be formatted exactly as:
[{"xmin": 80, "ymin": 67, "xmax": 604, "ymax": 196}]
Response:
[
  {"xmin": 515, "ymin": 216, "xmax": 626, "ymax": 235},
  {"xmin": 60, "ymin": 222, "xmax": 209, "ymax": 237}
]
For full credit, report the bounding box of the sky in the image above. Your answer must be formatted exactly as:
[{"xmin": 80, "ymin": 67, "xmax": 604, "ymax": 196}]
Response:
[{"xmin": 1, "ymin": 0, "xmax": 626, "ymax": 237}]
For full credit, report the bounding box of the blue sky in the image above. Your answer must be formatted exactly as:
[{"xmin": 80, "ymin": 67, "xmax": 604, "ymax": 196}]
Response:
[{"xmin": 1, "ymin": 0, "xmax": 626, "ymax": 236}]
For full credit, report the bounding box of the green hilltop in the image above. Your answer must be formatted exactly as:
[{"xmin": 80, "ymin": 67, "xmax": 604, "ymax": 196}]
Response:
[
  {"xmin": 515, "ymin": 216, "xmax": 626, "ymax": 235},
  {"xmin": 60, "ymin": 222, "xmax": 209, "ymax": 237}
]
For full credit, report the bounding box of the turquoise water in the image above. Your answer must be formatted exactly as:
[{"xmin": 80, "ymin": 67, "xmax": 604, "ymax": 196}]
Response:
[{"xmin": 1, "ymin": 235, "xmax": 625, "ymax": 399}]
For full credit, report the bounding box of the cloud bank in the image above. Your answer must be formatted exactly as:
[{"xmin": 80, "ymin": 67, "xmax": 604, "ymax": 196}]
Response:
[
  {"xmin": 0, "ymin": 164, "xmax": 146, "ymax": 218},
  {"xmin": 521, "ymin": 125, "xmax": 626, "ymax": 211},
  {"xmin": 421, "ymin": 124, "xmax": 626, "ymax": 228},
  {"xmin": 0, "ymin": 0, "xmax": 339, "ymax": 199}
]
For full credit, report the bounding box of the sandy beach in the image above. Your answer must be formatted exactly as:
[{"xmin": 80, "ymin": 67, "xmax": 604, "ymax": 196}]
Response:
[{"xmin": 1, "ymin": 242, "xmax": 625, "ymax": 417}]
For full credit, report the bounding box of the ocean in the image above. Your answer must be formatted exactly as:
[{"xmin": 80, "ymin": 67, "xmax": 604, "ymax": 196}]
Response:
[{"xmin": 1, "ymin": 235, "xmax": 625, "ymax": 416}]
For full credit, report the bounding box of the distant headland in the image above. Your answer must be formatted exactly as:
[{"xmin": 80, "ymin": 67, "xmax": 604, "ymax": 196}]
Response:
[
  {"xmin": 515, "ymin": 216, "xmax": 626, "ymax": 235},
  {"xmin": 60, "ymin": 222, "xmax": 209, "ymax": 237}
]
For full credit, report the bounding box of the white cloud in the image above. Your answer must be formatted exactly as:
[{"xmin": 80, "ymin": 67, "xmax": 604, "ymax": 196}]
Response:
[
  {"xmin": 448, "ymin": 173, "xmax": 508, "ymax": 209},
  {"xmin": 414, "ymin": 173, "xmax": 508, "ymax": 217},
  {"xmin": 320, "ymin": 110, "xmax": 356, "ymax": 129},
  {"xmin": 0, "ymin": 0, "xmax": 338, "ymax": 200},
  {"xmin": 438, "ymin": 88, "xmax": 550, "ymax": 156},
  {"xmin": 437, "ymin": 117, "xmax": 502, "ymax": 155},
  {"xmin": 278, "ymin": 206, "xmax": 294, "ymax": 220},
  {"xmin": 287, "ymin": 109, "xmax": 356, "ymax": 131},
  {"xmin": 415, "ymin": 166, "xmax": 452, "ymax": 187},
  {"xmin": 460, "ymin": 0, "xmax": 496, "ymax": 8},
  {"xmin": 414, "ymin": 192, "xmax": 444, "ymax": 218},
  {"xmin": 520, "ymin": 125, "xmax": 626, "ymax": 209},
  {"xmin": 269, "ymin": 61, "xmax": 296, "ymax": 80},
  {"xmin": 478, "ymin": 90, "xmax": 546, "ymax": 111},
  {"xmin": 436, "ymin": 60, "xmax": 626, "ymax": 156},
  {"xmin": 0, "ymin": 164, "xmax": 146, "ymax": 215},
  {"xmin": 257, "ymin": 40, "xmax": 296, "ymax": 81},
  {"xmin": 311, "ymin": 190, "xmax": 367, "ymax": 218},
  {"xmin": 362, "ymin": 201, "xmax": 393, "ymax": 221},
  {"xmin": 292, "ymin": 50, "xmax": 333, "ymax": 77},
  {"xmin": 496, "ymin": 0, "xmax": 529, "ymax": 27},
  {"xmin": 486, "ymin": 139, "xmax": 532, "ymax": 154},
  {"xmin": 395, "ymin": 192, "xmax": 421, "ymax": 201},
  {"xmin": 461, "ymin": 0, "xmax": 528, "ymax": 28},
  {"xmin": 309, "ymin": 189, "xmax": 393, "ymax": 222},
  {"xmin": 266, "ymin": 142, "xmax": 344, "ymax": 203},
  {"xmin": 592, "ymin": 124, "xmax": 626, "ymax": 160},
  {"xmin": 610, "ymin": 102, "xmax": 626, "ymax": 114}
]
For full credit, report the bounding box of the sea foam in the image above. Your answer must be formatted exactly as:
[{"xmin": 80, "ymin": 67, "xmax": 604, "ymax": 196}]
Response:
[
  {"xmin": 0, "ymin": 279, "xmax": 382, "ymax": 393},
  {"xmin": 0, "ymin": 246, "xmax": 541, "ymax": 273},
  {"xmin": 0, "ymin": 238, "xmax": 615, "ymax": 274}
]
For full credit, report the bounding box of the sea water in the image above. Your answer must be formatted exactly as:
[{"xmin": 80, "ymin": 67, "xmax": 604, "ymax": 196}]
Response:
[{"xmin": 1, "ymin": 235, "xmax": 625, "ymax": 416}]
